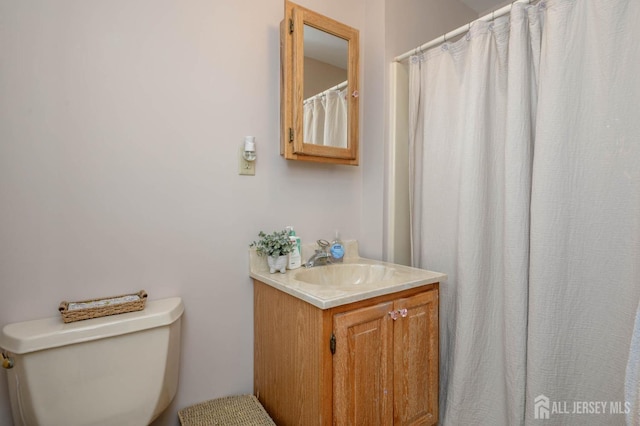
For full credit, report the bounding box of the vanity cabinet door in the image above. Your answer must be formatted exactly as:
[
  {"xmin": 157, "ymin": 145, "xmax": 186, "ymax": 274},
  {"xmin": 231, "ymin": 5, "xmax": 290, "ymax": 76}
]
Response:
[
  {"xmin": 333, "ymin": 301, "xmax": 394, "ymax": 425},
  {"xmin": 332, "ymin": 289, "xmax": 438, "ymax": 426},
  {"xmin": 393, "ymin": 290, "xmax": 439, "ymax": 426}
]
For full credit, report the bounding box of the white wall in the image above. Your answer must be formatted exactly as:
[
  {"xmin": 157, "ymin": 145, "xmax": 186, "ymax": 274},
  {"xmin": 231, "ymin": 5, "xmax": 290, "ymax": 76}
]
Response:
[{"xmin": 0, "ymin": 0, "xmax": 474, "ymax": 424}]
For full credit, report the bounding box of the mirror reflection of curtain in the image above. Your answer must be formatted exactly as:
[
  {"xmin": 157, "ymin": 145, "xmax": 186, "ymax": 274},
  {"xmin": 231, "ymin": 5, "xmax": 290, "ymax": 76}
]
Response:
[
  {"xmin": 303, "ymin": 87, "xmax": 347, "ymax": 147},
  {"xmin": 304, "ymin": 97, "xmax": 325, "ymax": 146}
]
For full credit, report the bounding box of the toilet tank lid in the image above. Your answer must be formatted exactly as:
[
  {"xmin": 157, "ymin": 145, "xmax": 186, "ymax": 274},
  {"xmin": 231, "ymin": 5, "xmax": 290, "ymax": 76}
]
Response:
[{"xmin": 0, "ymin": 297, "xmax": 184, "ymax": 355}]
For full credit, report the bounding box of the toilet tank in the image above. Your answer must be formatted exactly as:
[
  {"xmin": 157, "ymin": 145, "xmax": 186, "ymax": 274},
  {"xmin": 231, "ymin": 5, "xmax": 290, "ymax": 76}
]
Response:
[{"xmin": 0, "ymin": 297, "xmax": 184, "ymax": 426}]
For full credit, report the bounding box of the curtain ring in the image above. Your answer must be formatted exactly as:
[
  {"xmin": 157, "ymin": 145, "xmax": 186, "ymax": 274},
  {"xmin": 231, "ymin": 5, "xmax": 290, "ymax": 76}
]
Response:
[{"xmin": 443, "ymin": 32, "xmax": 447, "ymax": 43}]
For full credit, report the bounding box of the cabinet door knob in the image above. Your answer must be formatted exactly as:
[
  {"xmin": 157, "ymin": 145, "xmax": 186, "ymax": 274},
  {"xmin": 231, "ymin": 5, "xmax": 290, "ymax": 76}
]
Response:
[{"xmin": 389, "ymin": 309, "xmax": 408, "ymax": 321}]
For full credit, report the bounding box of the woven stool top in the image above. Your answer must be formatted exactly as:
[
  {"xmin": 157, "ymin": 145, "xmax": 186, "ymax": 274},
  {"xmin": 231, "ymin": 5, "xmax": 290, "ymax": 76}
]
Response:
[{"xmin": 178, "ymin": 394, "xmax": 276, "ymax": 426}]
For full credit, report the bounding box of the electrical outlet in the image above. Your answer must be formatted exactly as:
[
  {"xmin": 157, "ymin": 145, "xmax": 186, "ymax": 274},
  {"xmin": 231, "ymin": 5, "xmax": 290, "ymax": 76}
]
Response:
[{"xmin": 239, "ymin": 147, "xmax": 255, "ymax": 176}]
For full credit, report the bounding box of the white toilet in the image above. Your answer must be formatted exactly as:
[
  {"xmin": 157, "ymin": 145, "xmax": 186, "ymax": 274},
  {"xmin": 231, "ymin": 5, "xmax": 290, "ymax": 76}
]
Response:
[{"xmin": 0, "ymin": 296, "xmax": 184, "ymax": 426}]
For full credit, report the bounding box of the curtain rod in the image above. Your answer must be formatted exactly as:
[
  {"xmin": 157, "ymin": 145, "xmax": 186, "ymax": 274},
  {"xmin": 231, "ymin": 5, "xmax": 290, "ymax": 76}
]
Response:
[
  {"xmin": 394, "ymin": 0, "xmax": 532, "ymax": 62},
  {"xmin": 304, "ymin": 80, "xmax": 348, "ymax": 103}
]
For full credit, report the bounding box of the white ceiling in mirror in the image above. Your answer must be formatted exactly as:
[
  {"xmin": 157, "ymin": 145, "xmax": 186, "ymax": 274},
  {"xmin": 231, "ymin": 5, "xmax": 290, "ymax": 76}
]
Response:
[{"xmin": 459, "ymin": 0, "xmax": 511, "ymax": 14}]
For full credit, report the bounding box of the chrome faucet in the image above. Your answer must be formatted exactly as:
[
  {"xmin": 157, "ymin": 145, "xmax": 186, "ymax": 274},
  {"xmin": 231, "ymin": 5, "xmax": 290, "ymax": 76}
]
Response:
[{"xmin": 304, "ymin": 240, "xmax": 332, "ymax": 268}]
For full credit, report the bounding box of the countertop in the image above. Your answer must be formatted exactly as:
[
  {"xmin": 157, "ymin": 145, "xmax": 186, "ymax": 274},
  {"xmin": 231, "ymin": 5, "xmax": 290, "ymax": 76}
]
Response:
[{"xmin": 249, "ymin": 241, "xmax": 446, "ymax": 309}]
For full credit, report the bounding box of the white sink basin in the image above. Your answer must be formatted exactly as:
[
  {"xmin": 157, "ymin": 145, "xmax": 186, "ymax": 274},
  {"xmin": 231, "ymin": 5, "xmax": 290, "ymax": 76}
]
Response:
[
  {"xmin": 250, "ymin": 240, "xmax": 446, "ymax": 309},
  {"xmin": 294, "ymin": 263, "xmax": 396, "ymax": 286}
]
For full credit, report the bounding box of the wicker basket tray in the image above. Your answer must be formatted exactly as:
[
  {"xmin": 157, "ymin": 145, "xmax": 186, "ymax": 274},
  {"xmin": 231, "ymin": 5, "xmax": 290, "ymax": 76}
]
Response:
[
  {"xmin": 58, "ymin": 290, "xmax": 147, "ymax": 323},
  {"xmin": 178, "ymin": 395, "xmax": 275, "ymax": 426}
]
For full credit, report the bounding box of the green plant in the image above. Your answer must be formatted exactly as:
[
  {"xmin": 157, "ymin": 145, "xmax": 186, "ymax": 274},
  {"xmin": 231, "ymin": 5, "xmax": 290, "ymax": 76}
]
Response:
[{"xmin": 250, "ymin": 229, "xmax": 294, "ymax": 257}]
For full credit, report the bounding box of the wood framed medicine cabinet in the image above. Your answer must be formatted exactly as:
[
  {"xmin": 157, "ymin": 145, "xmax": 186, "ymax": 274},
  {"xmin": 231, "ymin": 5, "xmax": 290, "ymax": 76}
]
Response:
[{"xmin": 280, "ymin": 1, "xmax": 360, "ymax": 165}]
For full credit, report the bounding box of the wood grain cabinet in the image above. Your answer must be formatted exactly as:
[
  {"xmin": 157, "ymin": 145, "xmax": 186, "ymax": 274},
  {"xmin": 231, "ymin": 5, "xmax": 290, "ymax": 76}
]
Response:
[{"xmin": 254, "ymin": 280, "xmax": 439, "ymax": 426}]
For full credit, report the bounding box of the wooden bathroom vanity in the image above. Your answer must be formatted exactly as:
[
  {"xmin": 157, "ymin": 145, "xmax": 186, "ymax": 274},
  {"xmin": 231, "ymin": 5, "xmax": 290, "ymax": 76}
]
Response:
[{"xmin": 251, "ymin": 247, "xmax": 443, "ymax": 425}]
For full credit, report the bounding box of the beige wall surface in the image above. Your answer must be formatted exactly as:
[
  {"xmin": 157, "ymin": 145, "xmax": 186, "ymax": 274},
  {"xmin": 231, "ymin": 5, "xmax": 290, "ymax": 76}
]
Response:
[
  {"xmin": 0, "ymin": 0, "xmax": 475, "ymax": 424},
  {"xmin": 303, "ymin": 57, "xmax": 347, "ymax": 99}
]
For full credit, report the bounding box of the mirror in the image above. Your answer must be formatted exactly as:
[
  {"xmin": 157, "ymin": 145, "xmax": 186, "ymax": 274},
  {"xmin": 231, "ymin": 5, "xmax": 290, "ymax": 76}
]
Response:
[
  {"xmin": 303, "ymin": 25, "xmax": 348, "ymax": 148},
  {"xmin": 280, "ymin": 1, "xmax": 359, "ymax": 165}
]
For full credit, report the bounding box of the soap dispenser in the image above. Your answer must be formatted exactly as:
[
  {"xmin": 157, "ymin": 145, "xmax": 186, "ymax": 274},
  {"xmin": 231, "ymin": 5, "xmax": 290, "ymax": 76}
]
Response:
[
  {"xmin": 329, "ymin": 231, "xmax": 345, "ymax": 263},
  {"xmin": 286, "ymin": 226, "xmax": 302, "ymax": 269}
]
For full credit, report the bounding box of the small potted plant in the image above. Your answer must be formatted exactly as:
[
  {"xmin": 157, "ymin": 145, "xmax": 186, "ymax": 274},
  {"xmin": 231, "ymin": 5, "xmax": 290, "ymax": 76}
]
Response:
[{"xmin": 250, "ymin": 229, "xmax": 295, "ymax": 274}]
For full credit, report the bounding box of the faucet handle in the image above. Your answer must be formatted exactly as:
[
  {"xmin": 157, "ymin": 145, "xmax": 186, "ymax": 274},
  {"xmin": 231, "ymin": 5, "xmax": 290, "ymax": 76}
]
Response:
[{"xmin": 316, "ymin": 239, "xmax": 330, "ymax": 249}]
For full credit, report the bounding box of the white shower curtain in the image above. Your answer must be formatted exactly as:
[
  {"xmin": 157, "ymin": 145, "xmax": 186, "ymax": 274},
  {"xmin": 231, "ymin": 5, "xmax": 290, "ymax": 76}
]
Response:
[
  {"xmin": 303, "ymin": 88, "xmax": 347, "ymax": 147},
  {"xmin": 409, "ymin": 1, "xmax": 640, "ymax": 425}
]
